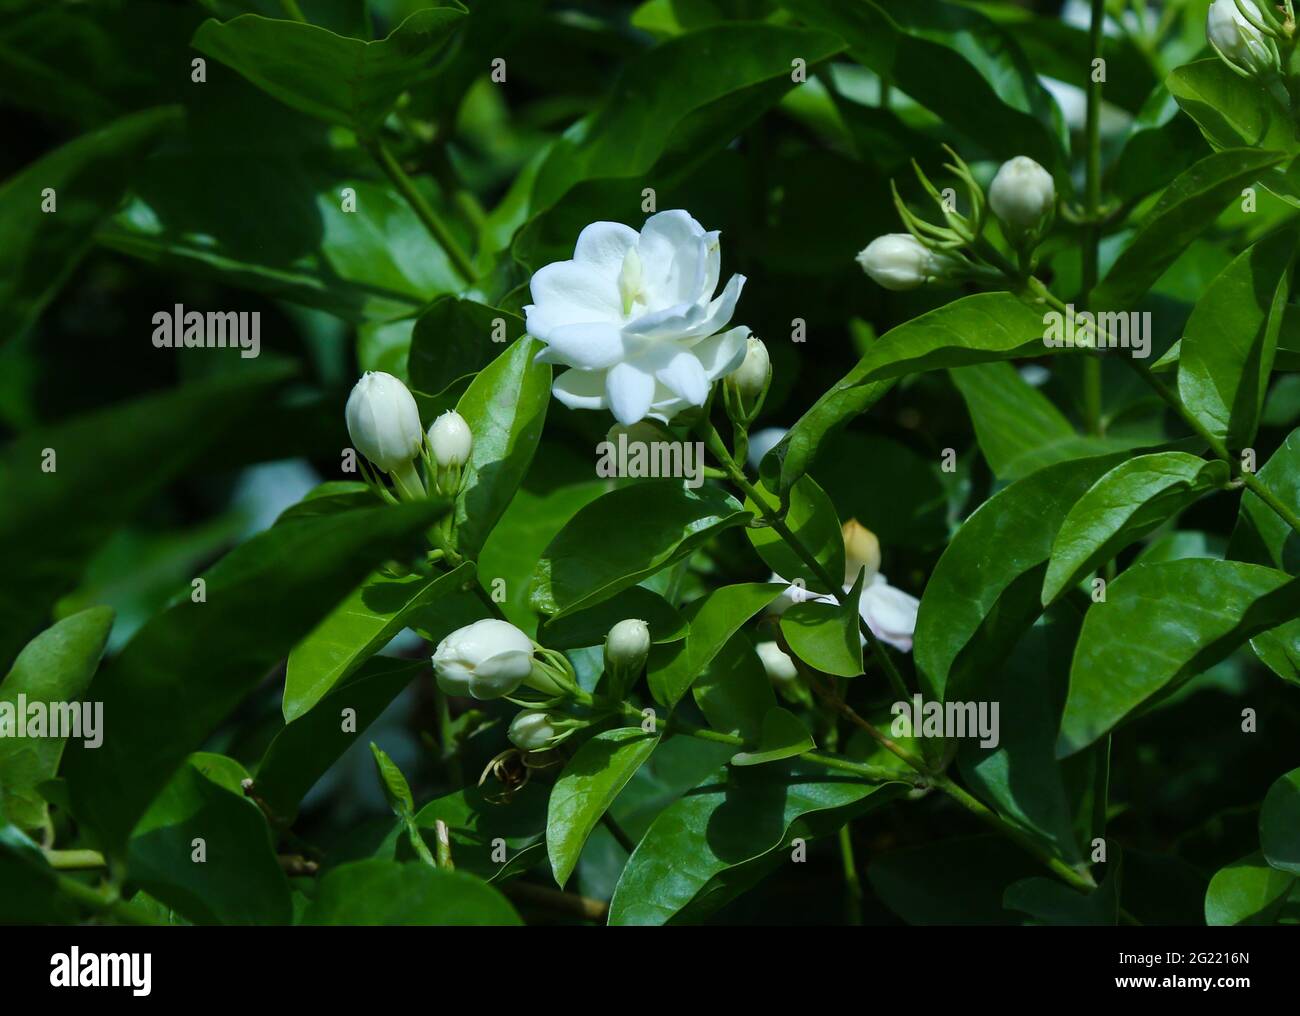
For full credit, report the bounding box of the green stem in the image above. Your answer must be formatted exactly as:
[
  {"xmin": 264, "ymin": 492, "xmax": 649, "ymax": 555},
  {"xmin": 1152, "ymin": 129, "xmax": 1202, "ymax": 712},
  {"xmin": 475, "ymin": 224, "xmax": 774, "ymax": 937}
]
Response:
[
  {"xmin": 601, "ymin": 812, "xmax": 637, "ymax": 855},
  {"xmin": 53, "ymin": 871, "xmax": 163, "ymax": 925},
  {"xmin": 368, "ymin": 140, "xmax": 477, "ymax": 285},
  {"xmin": 279, "ymin": 0, "xmax": 307, "ymax": 22},
  {"xmin": 434, "ymin": 683, "xmax": 464, "ymax": 788},
  {"xmin": 838, "ymin": 824, "xmax": 864, "ymax": 925},
  {"xmin": 699, "ymin": 420, "xmax": 912, "ymax": 703},
  {"xmin": 1081, "ymin": 0, "xmax": 1106, "ymax": 437},
  {"xmin": 43, "ymin": 848, "xmax": 106, "ymax": 870}
]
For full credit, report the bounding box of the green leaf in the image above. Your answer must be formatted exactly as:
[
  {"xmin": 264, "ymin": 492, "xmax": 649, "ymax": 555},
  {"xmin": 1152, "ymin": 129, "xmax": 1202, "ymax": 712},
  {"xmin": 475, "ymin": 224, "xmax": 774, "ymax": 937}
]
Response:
[
  {"xmin": 283, "ymin": 560, "xmax": 468, "ymax": 722},
  {"xmin": 1179, "ymin": 232, "xmax": 1295, "ymax": 451},
  {"xmin": 1057, "ymin": 560, "xmax": 1300, "ymax": 757},
  {"xmin": 192, "ymin": 6, "xmax": 467, "ymax": 135},
  {"xmin": 608, "ymin": 761, "xmax": 900, "ymax": 925},
  {"xmin": 541, "ymin": 586, "xmax": 687, "ymax": 650},
  {"xmin": 648, "ymin": 583, "xmax": 784, "ymax": 708},
  {"xmin": 1004, "ymin": 865, "xmax": 1120, "ymax": 926},
  {"xmin": 869, "ymin": 835, "xmax": 1038, "ymax": 924},
  {"xmin": 0, "ymin": 105, "xmax": 179, "ymax": 344},
  {"xmin": 1042, "ymin": 453, "xmax": 1230, "ymax": 606},
  {"xmin": 0, "ymin": 364, "xmax": 293, "ymax": 670},
  {"xmin": 301, "ymin": 859, "xmax": 521, "ymax": 925},
  {"xmin": 1260, "ymin": 767, "xmax": 1300, "ymax": 875},
  {"xmin": 409, "ymin": 298, "xmax": 522, "ymax": 397},
  {"xmin": 0, "ymin": 607, "xmax": 113, "ymax": 831},
  {"xmin": 914, "ymin": 452, "xmax": 1127, "ymax": 700},
  {"xmin": 1230, "ymin": 424, "xmax": 1300, "ymax": 572},
  {"xmin": 780, "ymin": 567, "xmax": 864, "ymax": 678},
  {"xmin": 127, "ymin": 755, "xmax": 291, "ymax": 925},
  {"xmin": 1204, "ymin": 852, "xmax": 1295, "ymax": 926},
  {"xmin": 730, "ymin": 707, "xmax": 815, "ymax": 766},
  {"xmin": 63, "ymin": 499, "xmax": 445, "ymax": 856},
  {"xmin": 1092, "ymin": 148, "xmax": 1286, "ymax": 310},
  {"xmin": 454, "ymin": 336, "xmax": 551, "ymax": 557},
  {"xmin": 692, "ymin": 633, "xmax": 777, "ymax": 742},
  {"xmin": 0, "ymin": 821, "xmax": 74, "ymax": 923},
  {"xmin": 779, "ymin": 0, "xmax": 1066, "ymax": 174},
  {"xmin": 547, "ymin": 727, "xmax": 660, "ymax": 887},
  {"xmin": 745, "ymin": 475, "xmax": 844, "ymax": 594},
  {"xmin": 403, "ymin": 782, "xmax": 548, "ymax": 881},
  {"xmin": 369, "ymin": 742, "xmax": 415, "ymax": 818},
  {"xmin": 531, "ymin": 482, "xmax": 751, "ymax": 618},
  {"xmin": 254, "ymin": 658, "xmax": 422, "ymax": 821}
]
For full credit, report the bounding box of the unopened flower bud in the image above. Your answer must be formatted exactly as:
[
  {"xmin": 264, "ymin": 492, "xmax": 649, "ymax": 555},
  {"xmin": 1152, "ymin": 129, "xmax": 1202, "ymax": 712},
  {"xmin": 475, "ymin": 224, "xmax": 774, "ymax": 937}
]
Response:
[
  {"xmin": 756, "ymin": 641, "xmax": 798, "ymax": 683},
  {"xmin": 730, "ymin": 336, "xmax": 770, "ymax": 400},
  {"xmin": 346, "ymin": 372, "xmax": 423, "ymax": 475},
  {"xmin": 604, "ymin": 618, "xmax": 650, "ymax": 698},
  {"xmin": 1207, "ymin": 0, "xmax": 1280, "ymax": 79},
  {"xmin": 428, "ymin": 410, "xmax": 472, "ymax": 468},
  {"xmin": 988, "ymin": 157, "xmax": 1055, "ymax": 239},
  {"xmin": 508, "ymin": 709, "xmax": 562, "ymax": 751},
  {"xmin": 856, "ymin": 234, "xmax": 956, "ymax": 291},
  {"xmin": 842, "ymin": 518, "xmax": 881, "ymax": 586},
  {"xmin": 433, "ymin": 619, "xmax": 536, "ymax": 700}
]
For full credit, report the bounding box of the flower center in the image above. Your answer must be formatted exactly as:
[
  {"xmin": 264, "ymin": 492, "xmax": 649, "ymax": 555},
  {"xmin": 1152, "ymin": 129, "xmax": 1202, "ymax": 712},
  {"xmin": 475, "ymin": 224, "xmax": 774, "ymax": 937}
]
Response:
[{"xmin": 618, "ymin": 247, "xmax": 645, "ymax": 317}]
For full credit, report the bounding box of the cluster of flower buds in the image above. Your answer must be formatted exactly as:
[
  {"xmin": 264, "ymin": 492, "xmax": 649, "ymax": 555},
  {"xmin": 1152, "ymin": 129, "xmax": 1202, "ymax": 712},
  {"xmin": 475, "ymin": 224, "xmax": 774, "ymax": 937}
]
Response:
[
  {"xmin": 345, "ymin": 371, "xmax": 474, "ymax": 502},
  {"xmin": 857, "ymin": 147, "xmax": 1057, "ymax": 290},
  {"xmin": 1206, "ymin": 0, "xmax": 1291, "ymax": 87}
]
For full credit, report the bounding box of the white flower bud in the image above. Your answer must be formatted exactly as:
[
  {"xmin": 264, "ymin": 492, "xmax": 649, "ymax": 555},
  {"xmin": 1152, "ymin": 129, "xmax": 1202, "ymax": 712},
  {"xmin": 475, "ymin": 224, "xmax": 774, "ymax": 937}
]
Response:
[
  {"xmin": 606, "ymin": 618, "xmax": 650, "ymax": 670},
  {"xmin": 345, "ymin": 371, "xmax": 424, "ymax": 474},
  {"xmin": 432, "ymin": 619, "xmax": 536, "ymax": 700},
  {"xmin": 856, "ymin": 234, "xmax": 955, "ymax": 291},
  {"xmin": 1207, "ymin": 0, "xmax": 1279, "ymax": 79},
  {"xmin": 756, "ymin": 641, "xmax": 798, "ymax": 683},
  {"xmin": 730, "ymin": 336, "xmax": 770, "ymax": 400},
  {"xmin": 842, "ymin": 519, "xmax": 881, "ymax": 586},
  {"xmin": 508, "ymin": 709, "xmax": 561, "ymax": 751},
  {"xmin": 988, "ymin": 157, "xmax": 1056, "ymax": 237},
  {"xmin": 428, "ymin": 410, "xmax": 472, "ymax": 468}
]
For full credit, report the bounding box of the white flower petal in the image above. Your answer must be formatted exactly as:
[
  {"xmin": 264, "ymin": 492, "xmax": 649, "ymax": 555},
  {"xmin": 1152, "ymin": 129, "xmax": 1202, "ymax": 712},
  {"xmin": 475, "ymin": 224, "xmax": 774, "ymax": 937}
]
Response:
[
  {"xmin": 858, "ymin": 575, "xmax": 919, "ymax": 653},
  {"xmin": 606, "ymin": 361, "xmax": 656, "ymax": 425},
  {"xmin": 678, "ymin": 272, "xmax": 744, "ymax": 341},
  {"xmin": 573, "ymin": 221, "xmax": 640, "ymax": 276},
  {"xmin": 638, "ymin": 210, "xmax": 710, "ymax": 307},
  {"xmin": 622, "ymin": 300, "xmax": 708, "ymax": 340},
  {"xmin": 654, "ymin": 349, "xmax": 710, "ymax": 407},
  {"xmin": 533, "ymin": 321, "xmax": 626, "ymax": 369},
  {"xmin": 529, "ymin": 260, "xmax": 621, "ymax": 325},
  {"xmin": 694, "ymin": 325, "xmax": 751, "ymax": 380},
  {"xmin": 552, "ymin": 368, "xmax": 609, "ymax": 410}
]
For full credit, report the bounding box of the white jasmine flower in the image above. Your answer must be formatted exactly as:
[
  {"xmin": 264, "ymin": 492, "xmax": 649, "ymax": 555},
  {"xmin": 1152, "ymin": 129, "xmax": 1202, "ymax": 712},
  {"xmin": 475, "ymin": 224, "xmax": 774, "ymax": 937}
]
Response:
[
  {"xmin": 1206, "ymin": 0, "xmax": 1279, "ymax": 79},
  {"xmin": 988, "ymin": 157, "xmax": 1056, "ymax": 237},
  {"xmin": 432, "ymin": 619, "xmax": 536, "ymax": 700},
  {"xmin": 856, "ymin": 234, "xmax": 958, "ymax": 291},
  {"xmin": 427, "ymin": 410, "xmax": 472, "ymax": 467},
  {"xmin": 756, "ymin": 641, "xmax": 798, "ymax": 683},
  {"xmin": 525, "ymin": 210, "xmax": 751, "ymax": 425}
]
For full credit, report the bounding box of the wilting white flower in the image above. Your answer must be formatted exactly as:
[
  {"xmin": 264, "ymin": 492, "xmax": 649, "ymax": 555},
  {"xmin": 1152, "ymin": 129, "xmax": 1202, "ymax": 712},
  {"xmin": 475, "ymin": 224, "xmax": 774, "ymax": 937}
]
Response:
[
  {"xmin": 856, "ymin": 234, "xmax": 957, "ymax": 291},
  {"xmin": 508, "ymin": 710, "xmax": 562, "ymax": 751},
  {"xmin": 1207, "ymin": 0, "xmax": 1279, "ymax": 78},
  {"xmin": 433, "ymin": 619, "xmax": 536, "ymax": 700},
  {"xmin": 346, "ymin": 372, "xmax": 423, "ymax": 474},
  {"xmin": 988, "ymin": 157, "xmax": 1056, "ymax": 236},
  {"xmin": 428, "ymin": 410, "xmax": 472, "ymax": 468},
  {"xmin": 747, "ymin": 426, "xmax": 788, "ymax": 471},
  {"xmin": 525, "ymin": 210, "xmax": 751, "ymax": 425},
  {"xmin": 730, "ymin": 336, "xmax": 770, "ymax": 400},
  {"xmin": 769, "ymin": 520, "xmax": 920, "ymax": 653},
  {"xmin": 756, "ymin": 641, "xmax": 798, "ymax": 683}
]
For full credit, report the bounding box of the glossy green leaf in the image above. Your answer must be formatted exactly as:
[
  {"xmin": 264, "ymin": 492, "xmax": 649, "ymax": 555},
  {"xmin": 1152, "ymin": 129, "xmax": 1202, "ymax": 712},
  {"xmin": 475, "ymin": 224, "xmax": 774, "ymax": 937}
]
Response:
[
  {"xmin": 648, "ymin": 583, "xmax": 784, "ymax": 708},
  {"xmin": 1058, "ymin": 560, "xmax": 1300, "ymax": 757},
  {"xmin": 283, "ymin": 560, "xmax": 468, "ymax": 722},
  {"xmin": 301, "ymin": 859, "xmax": 521, "ymax": 925},
  {"xmin": 369, "ymin": 742, "xmax": 415, "ymax": 818},
  {"xmin": 254, "ymin": 658, "xmax": 422, "ymax": 821},
  {"xmin": 192, "ymin": 6, "xmax": 467, "ymax": 135},
  {"xmin": 1179, "ymin": 232, "xmax": 1294, "ymax": 450},
  {"xmin": 745, "ymin": 475, "xmax": 844, "ymax": 594},
  {"xmin": 780, "ymin": 567, "xmax": 863, "ymax": 678},
  {"xmin": 0, "ymin": 821, "xmax": 74, "ymax": 923},
  {"xmin": 0, "ymin": 364, "xmax": 292, "ymax": 670},
  {"xmin": 454, "ymin": 336, "xmax": 551, "ymax": 557},
  {"xmin": 1092, "ymin": 148, "xmax": 1286, "ymax": 310},
  {"xmin": 0, "ymin": 105, "xmax": 179, "ymax": 344},
  {"xmin": 1260, "ymin": 767, "xmax": 1300, "ymax": 875},
  {"xmin": 409, "ymin": 298, "xmax": 523, "ymax": 397},
  {"xmin": 730, "ymin": 707, "xmax": 814, "ymax": 766},
  {"xmin": 608, "ymin": 761, "xmax": 900, "ymax": 925},
  {"xmin": 1042, "ymin": 453, "xmax": 1229, "ymax": 606},
  {"xmin": 692, "ymin": 633, "xmax": 777, "ymax": 742},
  {"xmin": 541, "ymin": 585, "xmax": 686, "ymax": 650},
  {"xmin": 63, "ymin": 499, "xmax": 445, "ymax": 855},
  {"xmin": 914, "ymin": 452, "xmax": 1127, "ymax": 700},
  {"xmin": 531, "ymin": 482, "xmax": 751, "ymax": 618},
  {"xmin": 0, "ymin": 607, "xmax": 113, "ymax": 831},
  {"xmin": 1204, "ymin": 852, "xmax": 1295, "ymax": 926},
  {"xmin": 403, "ymin": 782, "xmax": 548, "ymax": 881},
  {"xmin": 547, "ymin": 727, "xmax": 660, "ymax": 887},
  {"xmin": 1230, "ymin": 424, "xmax": 1300, "ymax": 573},
  {"xmin": 128, "ymin": 754, "xmax": 291, "ymax": 925},
  {"xmin": 1004, "ymin": 865, "xmax": 1120, "ymax": 926}
]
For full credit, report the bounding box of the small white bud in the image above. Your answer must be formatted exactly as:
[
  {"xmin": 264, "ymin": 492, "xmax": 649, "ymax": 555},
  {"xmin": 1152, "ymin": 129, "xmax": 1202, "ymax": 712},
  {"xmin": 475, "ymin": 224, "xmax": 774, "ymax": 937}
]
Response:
[
  {"xmin": 1206, "ymin": 0, "xmax": 1279, "ymax": 79},
  {"xmin": 730, "ymin": 336, "xmax": 770, "ymax": 400},
  {"xmin": 756, "ymin": 641, "xmax": 798, "ymax": 683},
  {"xmin": 345, "ymin": 372, "xmax": 423, "ymax": 474},
  {"xmin": 508, "ymin": 709, "xmax": 561, "ymax": 751},
  {"xmin": 856, "ymin": 234, "xmax": 956, "ymax": 291},
  {"xmin": 988, "ymin": 157, "xmax": 1056, "ymax": 238},
  {"xmin": 606, "ymin": 618, "xmax": 650, "ymax": 670},
  {"xmin": 428, "ymin": 410, "xmax": 473, "ymax": 467},
  {"xmin": 432, "ymin": 619, "xmax": 536, "ymax": 700},
  {"xmin": 842, "ymin": 519, "xmax": 881, "ymax": 586}
]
